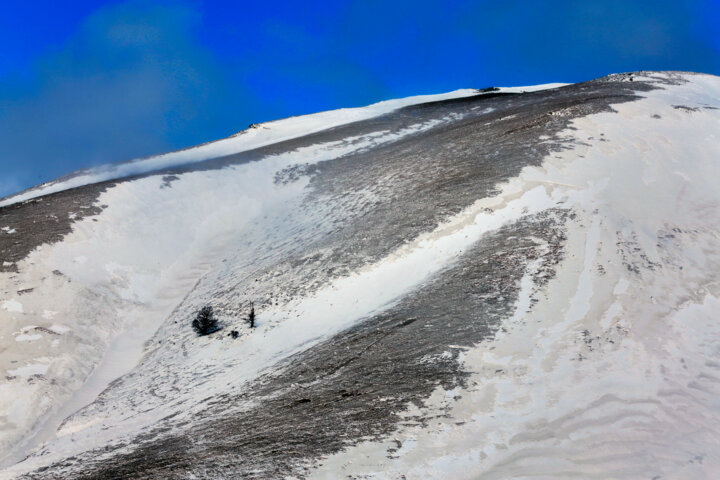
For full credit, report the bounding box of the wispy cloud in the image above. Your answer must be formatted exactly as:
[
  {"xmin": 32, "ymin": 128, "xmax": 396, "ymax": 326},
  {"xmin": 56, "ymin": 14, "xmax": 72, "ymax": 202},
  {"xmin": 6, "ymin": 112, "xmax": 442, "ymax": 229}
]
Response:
[{"xmin": 0, "ymin": 1, "xmax": 254, "ymax": 195}]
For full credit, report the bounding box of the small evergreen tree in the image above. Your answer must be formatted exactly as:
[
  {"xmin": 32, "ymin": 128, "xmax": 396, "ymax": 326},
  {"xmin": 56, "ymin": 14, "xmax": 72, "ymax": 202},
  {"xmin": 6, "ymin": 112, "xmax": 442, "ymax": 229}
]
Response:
[
  {"xmin": 247, "ymin": 302, "xmax": 256, "ymax": 328},
  {"xmin": 192, "ymin": 305, "xmax": 219, "ymax": 336}
]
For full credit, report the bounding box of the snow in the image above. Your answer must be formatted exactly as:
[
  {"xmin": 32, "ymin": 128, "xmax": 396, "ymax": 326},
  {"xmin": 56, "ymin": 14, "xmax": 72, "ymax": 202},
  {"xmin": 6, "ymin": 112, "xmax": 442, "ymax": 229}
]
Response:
[
  {"xmin": 202, "ymin": 183, "xmax": 561, "ymax": 382},
  {"xmin": 14, "ymin": 334, "xmax": 42, "ymax": 343},
  {"xmin": 496, "ymin": 82, "xmax": 568, "ymax": 93},
  {"xmin": 3, "ymin": 72, "xmax": 720, "ymax": 478},
  {"xmin": 1, "ymin": 300, "xmax": 23, "ymax": 313},
  {"xmin": 0, "ymin": 111, "xmax": 470, "ymax": 468},
  {"xmin": 309, "ymin": 72, "xmax": 720, "ymax": 479},
  {"xmin": 48, "ymin": 324, "xmax": 69, "ymax": 334},
  {"xmin": 0, "ymin": 89, "xmax": 473, "ymax": 207},
  {"xmin": 7, "ymin": 363, "xmax": 48, "ymax": 378},
  {"xmin": 0, "ymin": 84, "xmax": 567, "ymax": 208},
  {"xmin": 14, "ymin": 327, "xmax": 43, "ymax": 342},
  {"xmin": 7, "ymin": 163, "xmax": 565, "ymax": 473}
]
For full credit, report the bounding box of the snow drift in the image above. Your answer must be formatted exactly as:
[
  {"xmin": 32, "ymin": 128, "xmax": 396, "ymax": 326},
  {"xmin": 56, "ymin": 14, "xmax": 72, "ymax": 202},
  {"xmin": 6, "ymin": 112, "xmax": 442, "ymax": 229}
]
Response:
[{"xmin": 1, "ymin": 71, "xmax": 720, "ymax": 479}]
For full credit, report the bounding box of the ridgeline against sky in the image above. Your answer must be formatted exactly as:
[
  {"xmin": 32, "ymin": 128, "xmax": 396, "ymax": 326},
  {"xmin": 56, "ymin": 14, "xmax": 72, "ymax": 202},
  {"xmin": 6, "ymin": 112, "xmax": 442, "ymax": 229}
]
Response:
[{"xmin": 0, "ymin": 0, "xmax": 718, "ymax": 197}]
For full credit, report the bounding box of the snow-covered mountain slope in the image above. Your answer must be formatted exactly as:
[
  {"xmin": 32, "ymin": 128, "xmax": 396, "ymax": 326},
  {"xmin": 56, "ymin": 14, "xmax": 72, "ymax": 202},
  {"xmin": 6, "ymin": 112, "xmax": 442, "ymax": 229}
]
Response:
[
  {"xmin": 0, "ymin": 83, "xmax": 565, "ymax": 209},
  {"xmin": 1, "ymin": 71, "xmax": 719, "ymax": 479}
]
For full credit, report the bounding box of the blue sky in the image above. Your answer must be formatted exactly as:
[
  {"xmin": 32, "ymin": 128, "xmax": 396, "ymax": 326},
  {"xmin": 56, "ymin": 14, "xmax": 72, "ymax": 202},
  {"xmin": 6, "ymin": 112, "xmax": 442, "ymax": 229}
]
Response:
[{"xmin": 1, "ymin": 0, "xmax": 718, "ymax": 197}]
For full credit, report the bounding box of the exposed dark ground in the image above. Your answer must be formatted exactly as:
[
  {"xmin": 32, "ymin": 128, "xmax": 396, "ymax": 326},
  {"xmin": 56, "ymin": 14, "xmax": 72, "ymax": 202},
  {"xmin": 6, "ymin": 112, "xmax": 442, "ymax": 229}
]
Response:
[
  {"xmin": 0, "ymin": 184, "xmax": 110, "ymax": 273},
  {"xmin": 2, "ymin": 73, "xmax": 678, "ymax": 479}
]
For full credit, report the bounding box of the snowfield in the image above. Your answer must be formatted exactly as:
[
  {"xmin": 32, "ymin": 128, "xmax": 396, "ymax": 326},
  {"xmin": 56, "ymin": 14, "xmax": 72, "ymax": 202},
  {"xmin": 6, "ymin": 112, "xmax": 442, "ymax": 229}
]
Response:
[{"xmin": 1, "ymin": 72, "xmax": 720, "ymax": 479}]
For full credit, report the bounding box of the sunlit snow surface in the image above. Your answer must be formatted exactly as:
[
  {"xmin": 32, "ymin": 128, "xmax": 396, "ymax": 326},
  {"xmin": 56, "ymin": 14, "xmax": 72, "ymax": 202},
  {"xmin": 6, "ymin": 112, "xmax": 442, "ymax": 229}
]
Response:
[
  {"xmin": 2, "ymin": 73, "xmax": 720, "ymax": 479},
  {"xmin": 312, "ymin": 74, "xmax": 720, "ymax": 480},
  {"xmin": 0, "ymin": 85, "xmax": 563, "ymax": 209}
]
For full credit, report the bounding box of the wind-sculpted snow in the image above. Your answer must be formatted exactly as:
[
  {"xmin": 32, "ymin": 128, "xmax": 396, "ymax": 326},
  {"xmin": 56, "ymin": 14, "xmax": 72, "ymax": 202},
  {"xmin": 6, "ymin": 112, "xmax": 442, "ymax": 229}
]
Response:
[
  {"xmin": 0, "ymin": 88, "xmax": 473, "ymax": 208},
  {"xmin": 2, "ymin": 71, "xmax": 720, "ymax": 479},
  {"xmin": 0, "ymin": 84, "xmax": 565, "ymax": 209}
]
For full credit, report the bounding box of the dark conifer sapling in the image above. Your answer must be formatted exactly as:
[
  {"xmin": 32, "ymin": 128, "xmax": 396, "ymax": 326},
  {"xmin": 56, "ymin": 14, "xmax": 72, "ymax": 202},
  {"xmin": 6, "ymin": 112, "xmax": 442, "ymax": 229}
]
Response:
[
  {"xmin": 192, "ymin": 305, "xmax": 219, "ymax": 336},
  {"xmin": 248, "ymin": 302, "xmax": 255, "ymax": 328}
]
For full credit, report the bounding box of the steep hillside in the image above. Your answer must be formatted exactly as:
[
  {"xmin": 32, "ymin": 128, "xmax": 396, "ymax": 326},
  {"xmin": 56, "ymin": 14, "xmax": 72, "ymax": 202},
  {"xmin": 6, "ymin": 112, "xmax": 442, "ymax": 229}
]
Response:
[{"xmin": 1, "ymin": 72, "xmax": 720, "ymax": 479}]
